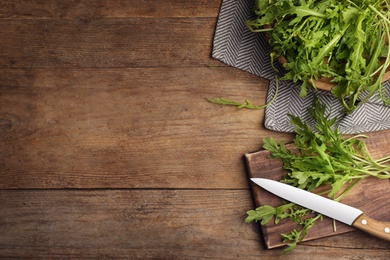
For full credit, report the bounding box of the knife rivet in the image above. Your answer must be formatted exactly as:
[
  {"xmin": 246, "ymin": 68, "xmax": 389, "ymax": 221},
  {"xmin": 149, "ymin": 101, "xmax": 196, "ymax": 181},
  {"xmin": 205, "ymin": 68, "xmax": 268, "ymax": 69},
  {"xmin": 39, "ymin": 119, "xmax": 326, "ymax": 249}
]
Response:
[
  {"xmin": 385, "ymin": 228, "xmax": 390, "ymax": 233},
  {"xmin": 361, "ymin": 219, "xmax": 367, "ymax": 225}
]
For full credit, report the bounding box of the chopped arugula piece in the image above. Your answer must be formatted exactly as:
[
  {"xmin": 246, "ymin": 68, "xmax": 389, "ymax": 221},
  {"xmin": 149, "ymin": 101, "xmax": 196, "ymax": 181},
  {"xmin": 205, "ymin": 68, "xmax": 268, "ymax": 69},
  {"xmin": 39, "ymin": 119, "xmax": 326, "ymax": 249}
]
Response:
[
  {"xmin": 247, "ymin": 0, "xmax": 390, "ymax": 113},
  {"xmin": 246, "ymin": 98, "xmax": 390, "ymax": 252},
  {"xmin": 207, "ymin": 75, "xmax": 280, "ymax": 109}
]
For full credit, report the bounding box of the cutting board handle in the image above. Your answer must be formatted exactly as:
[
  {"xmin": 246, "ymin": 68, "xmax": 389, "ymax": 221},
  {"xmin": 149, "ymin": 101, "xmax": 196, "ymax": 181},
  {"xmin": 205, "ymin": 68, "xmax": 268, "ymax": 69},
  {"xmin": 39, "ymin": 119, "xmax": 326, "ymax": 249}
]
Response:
[{"xmin": 353, "ymin": 213, "xmax": 390, "ymax": 241}]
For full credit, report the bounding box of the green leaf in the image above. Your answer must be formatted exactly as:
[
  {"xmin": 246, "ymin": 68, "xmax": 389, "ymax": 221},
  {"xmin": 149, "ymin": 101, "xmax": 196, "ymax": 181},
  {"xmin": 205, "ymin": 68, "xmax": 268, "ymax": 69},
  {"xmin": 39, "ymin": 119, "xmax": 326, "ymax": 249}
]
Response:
[{"xmin": 245, "ymin": 205, "xmax": 276, "ymax": 225}]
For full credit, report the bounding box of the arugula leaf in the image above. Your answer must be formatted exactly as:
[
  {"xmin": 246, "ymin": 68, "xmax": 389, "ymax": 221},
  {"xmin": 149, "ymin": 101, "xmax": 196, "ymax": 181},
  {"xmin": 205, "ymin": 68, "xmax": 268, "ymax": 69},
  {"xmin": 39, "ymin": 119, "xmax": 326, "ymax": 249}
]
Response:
[
  {"xmin": 245, "ymin": 205, "xmax": 276, "ymax": 225},
  {"xmin": 247, "ymin": 0, "xmax": 390, "ymax": 113},
  {"xmin": 207, "ymin": 74, "xmax": 280, "ymax": 109},
  {"xmin": 206, "ymin": 98, "xmax": 268, "ymax": 109}
]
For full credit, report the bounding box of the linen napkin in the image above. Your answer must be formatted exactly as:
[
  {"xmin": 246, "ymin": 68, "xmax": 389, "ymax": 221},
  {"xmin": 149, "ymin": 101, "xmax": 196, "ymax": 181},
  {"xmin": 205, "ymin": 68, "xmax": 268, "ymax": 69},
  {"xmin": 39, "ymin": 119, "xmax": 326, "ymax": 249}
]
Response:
[{"xmin": 212, "ymin": 0, "xmax": 390, "ymax": 134}]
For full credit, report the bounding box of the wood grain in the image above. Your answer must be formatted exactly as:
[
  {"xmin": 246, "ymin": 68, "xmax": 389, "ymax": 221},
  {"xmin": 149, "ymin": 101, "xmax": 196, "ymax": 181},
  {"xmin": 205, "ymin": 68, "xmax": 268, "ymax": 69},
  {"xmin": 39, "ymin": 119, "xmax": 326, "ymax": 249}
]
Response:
[
  {"xmin": 0, "ymin": 18, "xmax": 219, "ymax": 68},
  {"xmin": 352, "ymin": 213, "xmax": 390, "ymax": 241},
  {"xmin": 0, "ymin": 66, "xmax": 291, "ymax": 189},
  {"xmin": 1, "ymin": 189, "xmax": 390, "ymax": 259},
  {"xmin": 0, "ymin": 189, "xmax": 266, "ymax": 259},
  {"xmin": 0, "ymin": 0, "xmax": 222, "ymax": 19},
  {"xmin": 1, "ymin": 0, "xmax": 390, "ymax": 258}
]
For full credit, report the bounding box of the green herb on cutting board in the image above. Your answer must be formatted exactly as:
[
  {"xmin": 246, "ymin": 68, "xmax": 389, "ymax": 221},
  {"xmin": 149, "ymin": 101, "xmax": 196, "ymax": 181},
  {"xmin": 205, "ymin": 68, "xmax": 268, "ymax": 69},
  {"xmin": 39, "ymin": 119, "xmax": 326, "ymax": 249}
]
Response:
[
  {"xmin": 246, "ymin": 98, "xmax": 390, "ymax": 253},
  {"xmin": 246, "ymin": 0, "xmax": 390, "ymax": 113}
]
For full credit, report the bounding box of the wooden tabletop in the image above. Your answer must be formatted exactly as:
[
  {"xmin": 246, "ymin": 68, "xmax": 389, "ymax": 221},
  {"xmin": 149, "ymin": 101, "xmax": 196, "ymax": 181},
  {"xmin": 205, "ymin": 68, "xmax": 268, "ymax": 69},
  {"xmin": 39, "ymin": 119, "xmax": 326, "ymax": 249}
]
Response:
[{"xmin": 1, "ymin": 1, "xmax": 390, "ymax": 259}]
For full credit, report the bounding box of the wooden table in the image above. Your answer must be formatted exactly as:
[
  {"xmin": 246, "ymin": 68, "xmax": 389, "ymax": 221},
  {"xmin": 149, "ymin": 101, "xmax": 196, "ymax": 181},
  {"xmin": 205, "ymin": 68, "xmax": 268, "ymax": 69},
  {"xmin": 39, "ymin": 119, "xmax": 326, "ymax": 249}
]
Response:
[{"xmin": 1, "ymin": 1, "xmax": 389, "ymax": 259}]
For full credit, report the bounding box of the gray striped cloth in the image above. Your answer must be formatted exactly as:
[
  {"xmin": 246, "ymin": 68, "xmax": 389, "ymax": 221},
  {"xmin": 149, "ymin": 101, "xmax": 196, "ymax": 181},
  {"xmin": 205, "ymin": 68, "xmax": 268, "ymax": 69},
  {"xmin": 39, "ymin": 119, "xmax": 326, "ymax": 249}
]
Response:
[{"xmin": 212, "ymin": 0, "xmax": 390, "ymax": 134}]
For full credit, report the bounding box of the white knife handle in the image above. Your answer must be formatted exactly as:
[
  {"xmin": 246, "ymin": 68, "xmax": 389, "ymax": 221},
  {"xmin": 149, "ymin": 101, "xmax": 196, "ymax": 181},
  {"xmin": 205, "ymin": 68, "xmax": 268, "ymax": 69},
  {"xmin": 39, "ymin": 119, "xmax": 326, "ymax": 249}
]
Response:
[{"xmin": 352, "ymin": 213, "xmax": 390, "ymax": 241}]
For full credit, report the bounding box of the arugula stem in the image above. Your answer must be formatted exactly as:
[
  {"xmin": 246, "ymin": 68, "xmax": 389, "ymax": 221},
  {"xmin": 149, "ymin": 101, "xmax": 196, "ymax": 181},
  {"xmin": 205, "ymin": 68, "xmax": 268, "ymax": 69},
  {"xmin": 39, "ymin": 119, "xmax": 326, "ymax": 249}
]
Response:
[
  {"xmin": 334, "ymin": 179, "xmax": 362, "ymax": 202},
  {"xmin": 345, "ymin": 0, "xmax": 359, "ymax": 9},
  {"xmin": 351, "ymin": 152, "xmax": 390, "ymax": 168},
  {"xmin": 207, "ymin": 75, "xmax": 280, "ymax": 109},
  {"xmin": 369, "ymin": 4, "xmax": 390, "ymax": 24},
  {"xmin": 342, "ymin": 134, "xmax": 368, "ymax": 142},
  {"xmin": 376, "ymin": 156, "xmax": 390, "ymax": 163}
]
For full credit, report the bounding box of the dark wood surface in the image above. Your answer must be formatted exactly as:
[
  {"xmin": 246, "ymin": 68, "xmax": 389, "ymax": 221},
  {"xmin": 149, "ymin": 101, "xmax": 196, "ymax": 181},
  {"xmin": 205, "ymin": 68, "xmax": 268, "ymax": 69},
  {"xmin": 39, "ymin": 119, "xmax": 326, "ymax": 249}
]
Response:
[{"xmin": 1, "ymin": 1, "xmax": 390, "ymax": 258}]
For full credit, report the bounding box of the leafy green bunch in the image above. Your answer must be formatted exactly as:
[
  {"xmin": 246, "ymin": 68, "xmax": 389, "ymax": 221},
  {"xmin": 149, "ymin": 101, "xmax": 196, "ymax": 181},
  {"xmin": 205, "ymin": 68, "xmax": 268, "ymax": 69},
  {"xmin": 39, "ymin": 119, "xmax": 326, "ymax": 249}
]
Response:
[
  {"xmin": 246, "ymin": 99, "xmax": 390, "ymax": 252},
  {"xmin": 247, "ymin": 0, "xmax": 390, "ymax": 113}
]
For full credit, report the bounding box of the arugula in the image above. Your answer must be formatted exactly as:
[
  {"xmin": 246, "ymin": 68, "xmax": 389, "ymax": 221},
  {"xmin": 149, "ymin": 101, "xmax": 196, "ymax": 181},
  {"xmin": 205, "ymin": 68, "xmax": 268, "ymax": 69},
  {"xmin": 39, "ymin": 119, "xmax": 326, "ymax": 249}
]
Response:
[
  {"xmin": 246, "ymin": 98, "xmax": 390, "ymax": 252},
  {"xmin": 246, "ymin": 0, "xmax": 390, "ymax": 113},
  {"xmin": 207, "ymin": 76, "xmax": 280, "ymax": 109},
  {"xmin": 246, "ymin": 202, "xmax": 322, "ymax": 252}
]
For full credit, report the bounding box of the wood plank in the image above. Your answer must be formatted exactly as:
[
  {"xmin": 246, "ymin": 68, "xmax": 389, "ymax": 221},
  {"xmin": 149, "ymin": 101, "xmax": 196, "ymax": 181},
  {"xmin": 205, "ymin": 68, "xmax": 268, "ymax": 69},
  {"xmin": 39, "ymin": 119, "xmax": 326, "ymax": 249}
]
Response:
[
  {"xmin": 0, "ymin": 189, "xmax": 266, "ymax": 259},
  {"xmin": 1, "ymin": 189, "xmax": 390, "ymax": 259},
  {"xmin": 0, "ymin": 0, "xmax": 222, "ymax": 19},
  {"xmin": 0, "ymin": 18, "xmax": 219, "ymax": 69},
  {"xmin": 0, "ymin": 67, "xmax": 291, "ymax": 189},
  {"xmin": 245, "ymin": 129, "xmax": 390, "ymax": 248}
]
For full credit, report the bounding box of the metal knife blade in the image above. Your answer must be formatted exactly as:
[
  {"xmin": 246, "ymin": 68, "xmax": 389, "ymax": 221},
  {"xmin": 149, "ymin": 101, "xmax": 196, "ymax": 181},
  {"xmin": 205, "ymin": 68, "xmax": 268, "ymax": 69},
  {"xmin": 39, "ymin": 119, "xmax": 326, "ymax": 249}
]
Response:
[
  {"xmin": 251, "ymin": 178, "xmax": 362, "ymax": 225},
  {"xmin": 251, "ymin": 178, "xmax": 390, "ymax": 241}
]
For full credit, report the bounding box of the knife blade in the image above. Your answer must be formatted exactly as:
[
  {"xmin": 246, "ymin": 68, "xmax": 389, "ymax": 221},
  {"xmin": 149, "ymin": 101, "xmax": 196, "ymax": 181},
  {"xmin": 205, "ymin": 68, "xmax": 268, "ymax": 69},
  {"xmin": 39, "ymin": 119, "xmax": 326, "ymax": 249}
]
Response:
[{"xmin": 251, "ymin": 178, "xmax": 390, "ymax": 241}]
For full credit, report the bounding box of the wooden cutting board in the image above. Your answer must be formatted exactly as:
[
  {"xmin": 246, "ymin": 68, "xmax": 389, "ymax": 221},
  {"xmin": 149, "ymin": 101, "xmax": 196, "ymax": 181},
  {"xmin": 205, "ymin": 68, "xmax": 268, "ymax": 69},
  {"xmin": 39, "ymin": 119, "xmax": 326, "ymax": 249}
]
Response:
[{"xmin": 244, "ymin": 130, "xmax": 390, "ymax": 249}]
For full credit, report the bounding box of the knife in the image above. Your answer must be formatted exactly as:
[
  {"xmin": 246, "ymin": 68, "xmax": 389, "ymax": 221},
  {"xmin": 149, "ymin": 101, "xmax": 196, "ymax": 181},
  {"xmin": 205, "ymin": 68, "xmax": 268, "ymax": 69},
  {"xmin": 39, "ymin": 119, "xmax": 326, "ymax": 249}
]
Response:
[{"xmin": 251, "ymin": 178, "xmax": 390, "ymax": 241}]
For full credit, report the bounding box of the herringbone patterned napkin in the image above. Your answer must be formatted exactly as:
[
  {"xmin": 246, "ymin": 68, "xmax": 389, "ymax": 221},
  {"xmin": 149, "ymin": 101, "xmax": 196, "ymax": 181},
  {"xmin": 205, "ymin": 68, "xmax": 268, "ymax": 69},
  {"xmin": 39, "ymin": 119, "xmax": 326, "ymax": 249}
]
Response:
[{"xmin": 212, "ymin": 0, "xmax": 390, "ymax": 134}]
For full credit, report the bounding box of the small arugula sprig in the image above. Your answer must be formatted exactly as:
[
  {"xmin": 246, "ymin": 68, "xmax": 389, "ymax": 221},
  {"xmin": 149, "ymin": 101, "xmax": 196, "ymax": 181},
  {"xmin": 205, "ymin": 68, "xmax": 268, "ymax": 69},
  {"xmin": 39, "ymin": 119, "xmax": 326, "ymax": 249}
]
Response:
[
  {"xmin": 246, "ymin": 202, "xmax": 322, "ymax": 252},
  {"xmin": 246, "ymin": 98, "xmax": 390, "ymax": 252},
  {"xmin": 207, "ymin": 98, "xmax": 268, "ymax": 109},
  {"xmin": 207, "ymin": 74, "xmax": 280, "ymax": 109}
]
